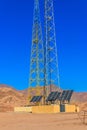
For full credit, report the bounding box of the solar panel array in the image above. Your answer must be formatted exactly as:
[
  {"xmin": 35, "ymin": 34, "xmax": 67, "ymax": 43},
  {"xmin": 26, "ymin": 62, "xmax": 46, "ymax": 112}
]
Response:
[
  {"xmin": 30, "ymin": 96, "xmax": 42, "ymax": 102},
  {"xmin": 65, "ymin": 90, "xmax": 73, "ymax": 102},
  {"xmin": 46, "ymin": 90, "xmax": 73, "ymax": 103},
  {"xmin": 30, "ymin": 90, "xmax": 73, "ymax": 103}
]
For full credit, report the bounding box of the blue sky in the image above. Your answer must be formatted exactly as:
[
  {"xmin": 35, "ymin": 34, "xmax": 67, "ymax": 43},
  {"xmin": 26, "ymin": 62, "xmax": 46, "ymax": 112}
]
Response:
[{"xmin": 0, "ymin": 0, "xmax": 87, "ymax": 91}]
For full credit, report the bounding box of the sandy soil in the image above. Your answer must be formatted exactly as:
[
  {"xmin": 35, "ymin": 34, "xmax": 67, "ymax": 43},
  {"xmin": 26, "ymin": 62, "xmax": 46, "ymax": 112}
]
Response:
[{"xmin": 0, "ymin": 112, "xmax": 87, "ymax": 130}]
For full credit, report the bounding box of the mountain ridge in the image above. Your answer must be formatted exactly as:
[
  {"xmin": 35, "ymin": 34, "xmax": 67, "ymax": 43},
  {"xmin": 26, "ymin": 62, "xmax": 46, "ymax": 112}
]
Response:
[{"xmin": 0, "ymin": 84, "xmax": 87, "ymax": 112}]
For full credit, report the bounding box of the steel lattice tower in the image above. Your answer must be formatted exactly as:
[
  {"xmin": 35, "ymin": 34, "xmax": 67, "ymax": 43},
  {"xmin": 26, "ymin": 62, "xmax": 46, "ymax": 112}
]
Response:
[
  {"xmin": 29, "ymin": 0, "xmax": 44, "ymax": 88},
  {"xmin": 44, "ymin": 0, "xmax": 60, "ymax": 92}
]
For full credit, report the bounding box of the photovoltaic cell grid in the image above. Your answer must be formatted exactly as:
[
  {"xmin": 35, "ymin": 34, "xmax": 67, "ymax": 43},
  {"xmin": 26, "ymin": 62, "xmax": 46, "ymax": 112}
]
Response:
[
  {"xmin": 30, "ymin": 90, "xmax": 73, "ymax": 103},
  {"xmin": 46, "ymin": 90, "xmax": 73, "ymax": 102},
  {"xmin": 30, "ymin": 96, "xmax": 42, "ymax": 102},
  {"xmin": 59, "ymin": 90, "xmax": 69, "ymax": 101},
  {"xmin": 65, "ymin": 90, "xmax": 73, "ymax": 101},
  {"xmin": 59, "ymin": 90, "xmax": 73, "ymax": 102},
  {"xmin": 52, "ymin": 92, "xmax": 61, "ymax": 101},
  {"xmin": 46, "ymin": 91, "xmax": 61, "ymax": 102}
]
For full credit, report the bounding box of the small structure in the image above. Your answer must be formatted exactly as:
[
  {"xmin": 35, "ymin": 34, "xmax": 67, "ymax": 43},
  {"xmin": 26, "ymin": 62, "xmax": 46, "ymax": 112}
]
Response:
[{"xmin": 14, "ymin": 89, "xmax": 79, "ymax": 113}]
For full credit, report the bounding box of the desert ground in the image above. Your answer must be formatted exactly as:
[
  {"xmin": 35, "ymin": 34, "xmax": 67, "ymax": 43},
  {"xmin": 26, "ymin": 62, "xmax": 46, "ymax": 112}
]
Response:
[
  {"xmin": 0, "ymin": 112, "xmax": 87, "ymax": 130},
  {"xmin": 0, "ymin": 85, "xmax": 87, "ymax": 130}
]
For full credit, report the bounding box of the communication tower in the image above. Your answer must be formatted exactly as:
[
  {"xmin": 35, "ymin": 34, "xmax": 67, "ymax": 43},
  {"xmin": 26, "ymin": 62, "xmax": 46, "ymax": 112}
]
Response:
[
  {"xmin": 44, "ymin": 0, "xmax": 60, "ymax": 93},
  {"xmin": 29, "ymin": 0, "xmax": 44, "ymax": 88}
]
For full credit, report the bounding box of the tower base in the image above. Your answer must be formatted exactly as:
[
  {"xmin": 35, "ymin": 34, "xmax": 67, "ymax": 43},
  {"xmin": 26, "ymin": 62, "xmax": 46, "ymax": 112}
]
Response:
[{"xmin": 14, "ymin": 104, "xmax": 79, "ymax": 113}]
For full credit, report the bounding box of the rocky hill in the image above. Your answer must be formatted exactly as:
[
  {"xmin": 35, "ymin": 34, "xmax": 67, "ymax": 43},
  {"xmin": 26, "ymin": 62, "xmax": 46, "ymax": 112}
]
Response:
[
  {"xmin": 71, "ymin": 92, "xmax": 87, "ymax": 102},
  {"xmin": 0, "ymin": 84, "xmax": 27, "ymax": 112},
  {"xmin": 0, "ymin": 84, "xmax": 87, "ymax": 112}
]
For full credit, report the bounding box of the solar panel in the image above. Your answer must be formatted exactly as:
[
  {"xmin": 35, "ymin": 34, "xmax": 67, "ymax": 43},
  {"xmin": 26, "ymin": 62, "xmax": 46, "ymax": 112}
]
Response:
[
  {"xmin": 30, "ymin": 90, "xmax": 73, "ymax": 103},
  {"xmin": 30, "ymin": 96, "xmax": 36, "ymax": 102},
  {"xmin": 35, "ymin": 96, "xmax": 39, "ymax": 102},
  {"xmin": 61, "ymin": 90, "xmax": 69, "ymax": 101},
  {"xmin": 46, "ymin": 91, "xmax": 61, "ymax": 102},
  {"xmin": 46, "ymin": 92, "xmax": 54, "ymax": 102},
  {"xmin": 50, "ymin": 92, "xmax": 56, "ymax": 101},
  {"xmin": 65, "ymin": 90, "xmax": 73, "ymax": 101},
  {"xmin": 52, "ymin": 92, "xmax": 58, "ymax": 101},
  {"xmin": 34, "ymin": 96, "xmax": 38, "ymax": 102},
  {"xmin": 59, "ymin": 90, "xmax": 74, "ymax": 102},
  {"xmin": 56, "ymin": 92, "xmax": 61, "ymax": 100},
  {"xmin": 36, "ymin": 96, "xmax": 42, "ymax": 102},
  {"xmin": 59, "ymin": 91, "xmax": 66, "ymax": 101},
  {"xmin": 30, "ymin": 96, "xmax": 42, "ymax": 102},
  {"xmin": 52, "ymin": 92, "xmax": 61, "ymax": 101}
]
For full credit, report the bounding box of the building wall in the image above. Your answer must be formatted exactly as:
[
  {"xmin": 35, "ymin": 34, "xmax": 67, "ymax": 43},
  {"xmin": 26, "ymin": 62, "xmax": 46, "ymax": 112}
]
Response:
[
  {"xmin": 32, "ymin": 105, "xmax": 60, "ymax": 113},
  {"xmin": 14, "ymin": 105, "xmax": 79, "ymax": 113},
  {"xmin": 14, "ymin": 107, "xmax": 32, "ymax": 113},
  {"xmin": 65, "ymin": 104, "xmax": 79, "ymax": 112}
]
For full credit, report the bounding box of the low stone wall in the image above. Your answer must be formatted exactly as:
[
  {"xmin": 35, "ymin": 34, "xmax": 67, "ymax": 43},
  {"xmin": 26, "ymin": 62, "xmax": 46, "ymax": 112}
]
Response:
[{"xmin": 14, "ymin": 107, "xmax": 32, "ymax": 113}]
